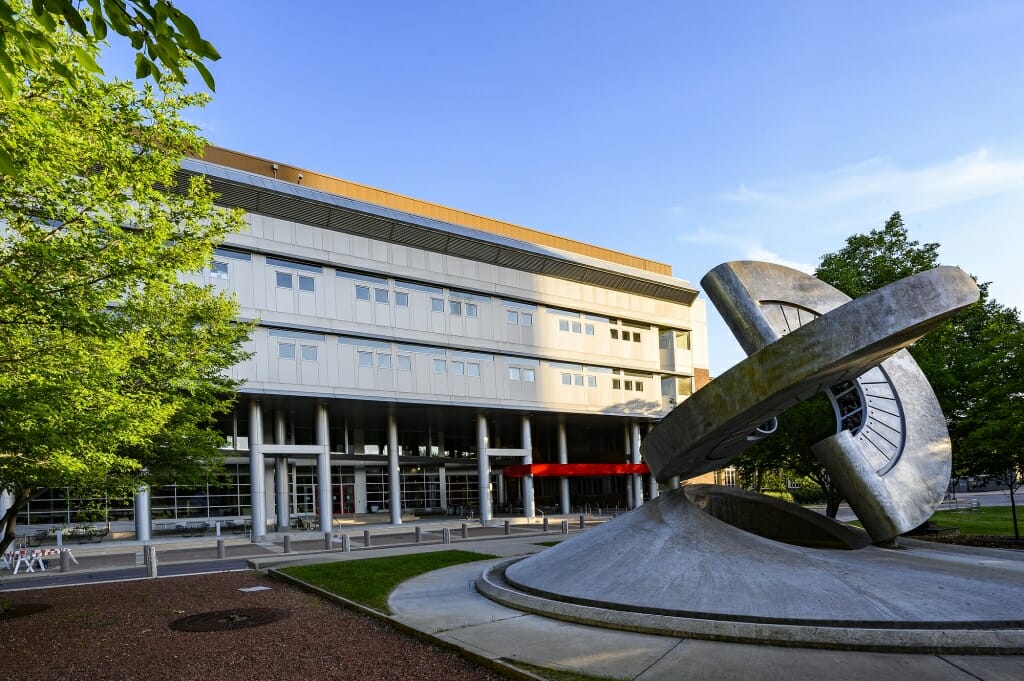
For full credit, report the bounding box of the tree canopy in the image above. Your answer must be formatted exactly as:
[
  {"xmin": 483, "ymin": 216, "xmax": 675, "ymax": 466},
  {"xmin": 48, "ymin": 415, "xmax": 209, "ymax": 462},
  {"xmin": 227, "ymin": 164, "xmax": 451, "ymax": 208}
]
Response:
[{"xmin": 0, "ymin": 9, "xmax": 248, "ymax": 553}]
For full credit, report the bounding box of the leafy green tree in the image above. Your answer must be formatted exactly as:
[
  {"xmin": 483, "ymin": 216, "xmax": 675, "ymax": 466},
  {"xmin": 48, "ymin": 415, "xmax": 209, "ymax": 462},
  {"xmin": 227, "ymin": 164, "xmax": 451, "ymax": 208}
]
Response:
[
  {"xmin": 0, "ymin": 0, "xmax": 219, "ymax": 174},
  {"xmin": 0, "ymin": 12, "xmax": 249, "ymax": 554}
]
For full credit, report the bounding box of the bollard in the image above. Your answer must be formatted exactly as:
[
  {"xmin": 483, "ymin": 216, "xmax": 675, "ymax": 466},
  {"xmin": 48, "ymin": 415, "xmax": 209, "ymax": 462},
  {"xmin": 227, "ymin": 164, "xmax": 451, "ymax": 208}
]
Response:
[
  {"xmin": 415, "ymin": 526, "xmax": 422, "ymax": 543},
  {"xmin": 59, "ymin": 550, "xmax": 71, "ymax": 573},
  {"xmin": 363, "ymin": 529, "xmax": 371, "ymax": 548},
  {"xmin": 579, "ymin": 514, "xmax": 585, "ymax": 529},
  {"xmin": 324, "ymin": 532, "xmax": 332, "ymax": 550},
  {"xmin": 142, "ymin": 544, "xmax": 151, "ymax": 567},
  {"xmin": 341, "ymin": 534, "xmax": 351, "ymax": 552},
  {"xmin": 504, "ymin": 519, "xmax": 511, "ymax": 535},
  {"xmin": 283, "ymin": 535, "xmax": 292, "ymax": 553},
  {"xmin": 561, "ymin": 520, "xmax": 569, "ymax": 535},
  {"xmin": 542, "ymin": 517, "xmax": 549, "ymax": 532},
  {"xmin": 145, "ymin": 545, "xmax": 158, "ymax": 578},
  {"xmin": 461, "ymin": 523, "xmax": 469, "ymax": 539},
  {"xmin": 217, "ymin": 539, "xmax": 226, "ymax": 559},
  {"xmin": 215, "ymin": 521, "xmax": 222, "ymax": 538},
  {"xmin": 442, "ymin": 527, "xmax": 451, "ymax": 544}
]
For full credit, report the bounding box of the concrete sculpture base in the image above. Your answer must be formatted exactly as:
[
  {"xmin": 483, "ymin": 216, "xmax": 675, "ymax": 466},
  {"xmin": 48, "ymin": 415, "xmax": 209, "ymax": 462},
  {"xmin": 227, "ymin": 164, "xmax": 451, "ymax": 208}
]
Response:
[{"xmin": 479, "ymin": 489, "xmax": 1024, "ymax": 653}]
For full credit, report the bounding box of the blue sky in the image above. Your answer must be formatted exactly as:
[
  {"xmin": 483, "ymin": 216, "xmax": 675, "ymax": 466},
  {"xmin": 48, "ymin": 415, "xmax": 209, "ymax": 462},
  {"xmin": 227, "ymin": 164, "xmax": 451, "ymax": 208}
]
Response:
[{"xmin": 104, "ymin": 2, "xmax": 1024, "ymax": 375}]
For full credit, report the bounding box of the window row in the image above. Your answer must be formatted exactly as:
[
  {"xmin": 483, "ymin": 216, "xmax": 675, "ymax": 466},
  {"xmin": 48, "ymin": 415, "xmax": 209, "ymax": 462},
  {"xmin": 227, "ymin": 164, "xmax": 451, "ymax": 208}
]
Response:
[
  {"xmin": 611, "ymin": 378, "xmax": 645, "ymax": 392},
  {"xmin": 278, "ymin": 343, "xmax": 319, "ymax": 361},
  {"xmin": 432, "ymin": 298, "xmax": 479, "ymax": 317},
  {"xmin": 505, "ymin": 309, "xmax": 534, "ymax": 326},
  {"xmin": 561, "ymin": 373, "xmax": 600, "ymax": 387},
  {"xmin": 559, "ymin": 319, "xmax": 595, "ymax": 335},
  {"xmin": 356, "ymin": 285, "xmax": 410, "ymax": 306},
  {"xmin": 610, "ymin": 328, "xmax": 642, "ymax": 342}
]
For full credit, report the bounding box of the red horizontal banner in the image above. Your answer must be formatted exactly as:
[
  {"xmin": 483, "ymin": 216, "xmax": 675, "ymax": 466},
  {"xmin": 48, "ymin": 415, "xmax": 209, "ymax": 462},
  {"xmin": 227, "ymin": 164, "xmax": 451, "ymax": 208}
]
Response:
[{"xmin": 502, "ymin": 463, "xmax": 650, "ymax": 478}]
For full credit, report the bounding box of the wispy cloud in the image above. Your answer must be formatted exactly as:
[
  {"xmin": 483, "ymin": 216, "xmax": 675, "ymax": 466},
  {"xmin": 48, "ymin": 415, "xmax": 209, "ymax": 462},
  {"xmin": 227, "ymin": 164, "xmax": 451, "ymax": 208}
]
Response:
[
  {"xmin": 676, "ymin": 228, "xmax": 815, "ymax": 273},
  {"xmin": 716, "ymin": 148, "xmax": 1024, "ymax": 215}
]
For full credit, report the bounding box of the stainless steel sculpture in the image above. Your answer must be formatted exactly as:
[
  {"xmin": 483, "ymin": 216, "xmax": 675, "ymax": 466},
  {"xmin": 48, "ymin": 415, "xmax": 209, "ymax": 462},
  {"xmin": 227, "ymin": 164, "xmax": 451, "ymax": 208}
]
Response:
[{"xmin": 641, "ymin": 262, "xmax": 980, "ymax": 542}]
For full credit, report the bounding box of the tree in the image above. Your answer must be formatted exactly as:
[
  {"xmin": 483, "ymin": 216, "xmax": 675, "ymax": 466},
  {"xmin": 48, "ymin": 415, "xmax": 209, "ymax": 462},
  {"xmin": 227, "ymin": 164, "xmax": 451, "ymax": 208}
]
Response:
[
  {"xmin": 0, "ymin": 11, "xmax": 249, "ymax": 555},
  {"xmin": 0, "ymin": 0, "xmax": 220, "ymax": 174}
]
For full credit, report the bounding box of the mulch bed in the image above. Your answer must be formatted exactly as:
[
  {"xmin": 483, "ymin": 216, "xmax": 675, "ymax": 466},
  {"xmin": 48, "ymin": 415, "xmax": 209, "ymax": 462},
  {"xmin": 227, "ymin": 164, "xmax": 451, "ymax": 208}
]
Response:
[{"xmin": 0, "ymin": 571, "xmax": 502, "ymax": 681}]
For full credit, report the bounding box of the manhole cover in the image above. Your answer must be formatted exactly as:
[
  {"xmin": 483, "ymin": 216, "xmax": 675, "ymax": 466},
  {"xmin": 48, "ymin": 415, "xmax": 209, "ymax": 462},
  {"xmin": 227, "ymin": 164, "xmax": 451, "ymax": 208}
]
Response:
[
  {"xmin": 169, "ymin": 607, "xmax": 289, "ymax": 632},
  {"xmin": 0, "ymin": 603, "xmax": 52, "ymax": 620}
]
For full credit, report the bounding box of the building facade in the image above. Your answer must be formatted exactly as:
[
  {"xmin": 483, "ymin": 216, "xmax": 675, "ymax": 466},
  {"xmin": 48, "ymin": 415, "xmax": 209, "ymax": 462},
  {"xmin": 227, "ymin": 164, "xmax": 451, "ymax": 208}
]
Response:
[{"xmin": 15, "ymin": 147, "xmax": 711, "ymax": 535}]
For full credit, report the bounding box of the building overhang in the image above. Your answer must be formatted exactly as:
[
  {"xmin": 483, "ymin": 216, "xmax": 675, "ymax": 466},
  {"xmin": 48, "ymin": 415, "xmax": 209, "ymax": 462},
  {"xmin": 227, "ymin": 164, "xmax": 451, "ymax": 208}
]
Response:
[{"xmin": 176, "ymin": 158, "xmax": 699, "ymax": 306}]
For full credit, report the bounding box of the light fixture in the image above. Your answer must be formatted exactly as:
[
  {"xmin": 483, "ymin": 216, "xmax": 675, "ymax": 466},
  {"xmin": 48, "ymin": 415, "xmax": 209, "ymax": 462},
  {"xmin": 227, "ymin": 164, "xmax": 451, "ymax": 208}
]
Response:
[
  {"xmin": 271, "ymin": 163, "xmax": 279, "ymax": 179},
  {"xmin": 297, "ymin": 173, "xmax": 304, "ymax": 185}
]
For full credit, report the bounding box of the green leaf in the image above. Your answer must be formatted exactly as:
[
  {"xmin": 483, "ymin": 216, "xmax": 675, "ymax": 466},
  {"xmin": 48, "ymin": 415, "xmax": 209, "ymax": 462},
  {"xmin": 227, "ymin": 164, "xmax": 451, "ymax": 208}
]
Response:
[
  {"xmin": 72, "ymin": 45, "xmax": 104, "ymax": 74},
  {"xmin": 102, "ymin": 0, "xmax": 132, "ymax": 35},
  {"xmin": 134, "ymin": 52, "xmax": 151, "ymax": 79},
  {"xmin": 91, "ymin": 13, "xmax": 107, "ymax": 40},
  {"xmin": 169, "ymin": 7, "xmax": 201, "ymax": 49},
  {"xmin": 0, "ymin": 147, "xmax": 15, "ymax": 176},
  {"xmin": 193, "ymin": 58, "xmax": 214, "ymax": 92},
  {"xmin": 57, "ymin": 3, "xmax": 88, "ymax": 36}
]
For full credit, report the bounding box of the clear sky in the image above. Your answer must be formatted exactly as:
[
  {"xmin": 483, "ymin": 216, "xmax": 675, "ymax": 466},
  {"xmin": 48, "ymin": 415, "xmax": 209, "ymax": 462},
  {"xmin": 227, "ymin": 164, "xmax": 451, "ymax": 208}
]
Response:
[{"xmin": 103, "ymin": 1, "xmax": 1024, "ymax": 375}]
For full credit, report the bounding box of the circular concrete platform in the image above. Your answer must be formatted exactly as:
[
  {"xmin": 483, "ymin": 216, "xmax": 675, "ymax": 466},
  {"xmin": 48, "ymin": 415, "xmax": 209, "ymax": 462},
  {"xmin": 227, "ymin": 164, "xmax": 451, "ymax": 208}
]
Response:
[{"xmin": 478, "ymin": 489, "xmax": 1024, "ymax": 653}]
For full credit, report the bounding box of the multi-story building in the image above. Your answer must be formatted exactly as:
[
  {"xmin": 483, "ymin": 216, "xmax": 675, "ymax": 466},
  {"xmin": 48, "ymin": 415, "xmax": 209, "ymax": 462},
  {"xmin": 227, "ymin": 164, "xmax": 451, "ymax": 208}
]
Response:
[{"xmin": 16, "ymin": 146, "xmax": 711, "ymax": 536}]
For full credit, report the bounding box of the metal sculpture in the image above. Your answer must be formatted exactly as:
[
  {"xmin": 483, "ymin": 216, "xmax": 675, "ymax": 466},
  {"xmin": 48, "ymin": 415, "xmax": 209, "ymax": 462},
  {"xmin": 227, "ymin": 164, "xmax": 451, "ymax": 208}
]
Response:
[{"xmin": 641, "ymin": 262, "xmax": 979, "ymax": 542}]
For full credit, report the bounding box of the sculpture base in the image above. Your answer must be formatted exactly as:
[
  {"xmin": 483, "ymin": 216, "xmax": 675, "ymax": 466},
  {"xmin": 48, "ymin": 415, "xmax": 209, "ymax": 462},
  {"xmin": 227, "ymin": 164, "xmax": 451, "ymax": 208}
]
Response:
[{"xmin": 479, "ymin": 489, "xmax": 1024, "ymax": 653}]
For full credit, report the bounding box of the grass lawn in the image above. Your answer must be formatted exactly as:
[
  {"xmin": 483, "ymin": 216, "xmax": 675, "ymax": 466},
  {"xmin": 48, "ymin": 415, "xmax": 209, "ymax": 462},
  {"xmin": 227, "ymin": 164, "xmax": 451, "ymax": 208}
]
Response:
[
  {"xmin": 508, "ymin": 660, "xmax": 626, "ymax": 681},
  {"xmin": 928, "ymin": 505, "xmax": 1021, "ymax": 536},
  {"xmin": 280, "ymin": 550, "xmax": 497, "ymax": 613}
]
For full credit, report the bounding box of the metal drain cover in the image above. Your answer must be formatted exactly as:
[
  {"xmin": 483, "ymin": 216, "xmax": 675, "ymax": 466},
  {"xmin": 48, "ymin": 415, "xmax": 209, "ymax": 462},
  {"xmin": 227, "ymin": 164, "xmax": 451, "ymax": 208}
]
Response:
[{"xmin": 169, "ymin": 607, "xmax": 289, "ymax": 632}]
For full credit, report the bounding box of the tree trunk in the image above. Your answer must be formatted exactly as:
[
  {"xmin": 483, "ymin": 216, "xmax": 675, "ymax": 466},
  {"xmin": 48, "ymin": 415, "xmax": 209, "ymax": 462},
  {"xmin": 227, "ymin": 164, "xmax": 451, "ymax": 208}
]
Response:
[
  {"xmin": 1010, "ymin": 481, "xmax": 1020, "ymax": 541},
  {"xmin": 0, "ymin": 487, "xmax": 32, "ymax": 555}
]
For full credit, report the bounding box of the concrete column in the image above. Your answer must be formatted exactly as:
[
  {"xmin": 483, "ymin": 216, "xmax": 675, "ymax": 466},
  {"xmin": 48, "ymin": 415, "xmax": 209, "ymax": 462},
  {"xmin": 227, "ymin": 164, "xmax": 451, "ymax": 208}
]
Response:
[
  {"xmin": 496, "ymin": 470, "xmax": 506, "ymax": 506},
  {"xmin": 134, "ymin": 485, "xmax": 151, "ymax": 542},
  {"xmin": 646, "ymin": 424, "xmax": 659, "ymax": 501},
  {"xmin": 316, "ymin": 403, "xmax": 332, "ymax": 534},
  {"xmin": 521, "ymin": 415, "xmax": 535, "ymax": 519},
  {"xmin": 388, "ymin": 412, "xmax": 402, "ymax": 525},
  {"xmin": 624, "ymin": 426, "xmax": 633, "ymax": 509},
  {"xmin": 249, "ymin": 400, "xmax": 267, "ymax": 540},
  {"xmin": 557, "ymin": 418, "xmax": 570, "ymax": 515},
  {"xmin": 438, "ymin": 466, "xmax": 448, "ymax": 511},
  {"xmin": 274, "ymin": 412, "xmax": 289, "ymax": 531},
  {"xmin": 669, "ymin": 476, "xmax": 681, "ymax": 490},
  {"xmin": 476, "ymin": 413, "xmax": 492, "ymax": 523},
  {"xmin": 631, "ymin": 421, "xmax": 643, "ymax": 509}
]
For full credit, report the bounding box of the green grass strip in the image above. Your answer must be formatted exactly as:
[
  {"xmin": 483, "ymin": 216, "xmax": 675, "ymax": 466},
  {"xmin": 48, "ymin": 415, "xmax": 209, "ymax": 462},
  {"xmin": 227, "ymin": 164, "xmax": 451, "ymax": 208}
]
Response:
[
  {"xmin": 508, "ymin": 660, "xmax": 627, "ymax": 681},
  {"xmin": 929, "ymin": 506, "xmax": 1021, "ymax": 536},
  {"xmin": 281, "ymin": 550, "xmax": 497, "ymax": 613}
]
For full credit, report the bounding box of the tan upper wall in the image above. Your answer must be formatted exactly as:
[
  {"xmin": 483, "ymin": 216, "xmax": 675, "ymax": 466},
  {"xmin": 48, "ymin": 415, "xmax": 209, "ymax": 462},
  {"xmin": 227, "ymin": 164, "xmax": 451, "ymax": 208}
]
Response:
[{"xmin": 200, "ymin": 145, "xmax": 673, "ymax": 277}]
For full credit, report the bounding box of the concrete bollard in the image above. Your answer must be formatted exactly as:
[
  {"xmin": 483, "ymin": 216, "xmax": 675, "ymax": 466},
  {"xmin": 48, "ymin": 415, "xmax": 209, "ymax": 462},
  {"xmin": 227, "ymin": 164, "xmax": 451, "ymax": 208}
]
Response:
[
  {"xmin": 363, "ymin": 529, "xmax": 371, "ymax": 547},
  {"xmin": 542, "ymin": 517, "xmax": 549, "ymax": 532},
  {"xmin": 442, "ymin": 527, "xmax": 451, "ymax": 544},
  {"xmin": 341, "ymin": 534, "xmax": 351, "ymax": 552},
  {"xmin": 283, "ymin": 535, "xmax": 292, "ymax": 553},
  {"xmin": 504, "ymin": 520, "xmax": 511, "ymax": 535},
  {"xmin": 59, "ymin": 550, "xmax": 71, "ymax": 573},
  {"xmin": 461, "ymin": 523, "xmax": 469, "ymax": 539},
  {"xmin": 217, "ymin": 539, "xmax": 226, "ymax": 559},
  {"xmin": 579, "ymin": 514, "xmax": 585, "ymax": 529},
  {"xmin": 145, "ymin": 545, "xmax": 158, "ymax": 578},
  {"xmin": 415, "ymin": 526, "xmax": 422, "ymax": 543},
  {"xmin": 561, "ymin": 520, "xmax": 569, "ymax": 535},
  {"xmin": 324, "ymin": 532, "xmax": 332, "ymax": 550}
]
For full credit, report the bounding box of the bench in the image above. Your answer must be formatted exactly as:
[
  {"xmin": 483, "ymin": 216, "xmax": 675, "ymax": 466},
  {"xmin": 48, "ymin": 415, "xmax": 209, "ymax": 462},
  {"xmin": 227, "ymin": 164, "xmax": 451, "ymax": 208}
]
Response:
[{"xmin": 178, "ymin": 521, "xmax": 209, "ymax": 537}]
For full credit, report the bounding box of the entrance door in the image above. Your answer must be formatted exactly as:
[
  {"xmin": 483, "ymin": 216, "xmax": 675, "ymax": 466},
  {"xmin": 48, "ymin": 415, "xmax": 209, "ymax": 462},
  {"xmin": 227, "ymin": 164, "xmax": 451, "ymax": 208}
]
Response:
[{"xmin": 335, "ymin": 483, "xmax": 355, "ymax": 514}]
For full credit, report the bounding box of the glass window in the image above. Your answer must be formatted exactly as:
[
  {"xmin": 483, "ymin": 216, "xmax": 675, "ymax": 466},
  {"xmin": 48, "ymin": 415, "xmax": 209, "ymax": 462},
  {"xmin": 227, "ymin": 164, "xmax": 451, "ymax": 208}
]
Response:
[
  {"xmin": 612, "ymin": 378, "xmax": 621, "ymax": 389},
  {"xmin": 585, "ymin": 324, "xmax": 594, "ymax": 335},
  {"xmin": 587, "ymin": 375, "xmax": 597, "ymax": 387},
  {"xmin": 358, "ymin": 351, "xmax": 373, "ymax": 367},
  {"xmin": 622, "ymin": 334, "xmax": 631, "ymax": 343},
  {"xmin": 635, "ymin": 380, "xmax": 644, "ymax": 392},
  {"xmin": 431, "ymin": 298, "xmax": 444, "ymax": 313},
  {"xmin": 276, "ymin": 272, "xmax": 293, "ymax": 289},
  {"xmin": 521, "ymin": 312, "xmax": 533, "ymax": 327},
  {"xmin": 572, "ymin": 321, "xmax": 581, "ymax": 333},
  {"xmin": 397, "ymin": 355, "xmax": 412, "ymax": 371},
  {"xmin": 355, "ymin": 285, "xmax": 370, "ymax": 301},
  {"xmin": 375, "ymin": 288, "xmax": 389, "ymax": 304},
  {"xmin": 467, "ymin": 363, "xmax": 480, "ymax": 377},
  {"xmin": 506, "ymin": 310, "xmax": 518, "ymax": 324},
  {"xmin": 561, "ymin": 373, "xmax": 572, "ymax": 385},
  {"xmin": 210, "ymin": 261, "xmax": 228, "ymax": 279},
  {"xmin": 558, "ymin": 319, "xmax": 569, "ymax": 332},
  {"xmin": 523, "ymin": 368, "xmax": 535, "ymax": 382},
  {"xmin": 465, "ymin": 303, "xmax": 478, "ymax": 318},
  {"xmin": 574, "ymin": 374, "xmax": 584, "ymax": 386},
  {"xmin": 378, "ymin": 354, "xmax": 392, "ymax": 369},
  {"xmin": 278, "ymin": 342, "xmax": 295, "ymax": 359},
  {"xmin": 298, "ymin": 275, "xmax": 315, "ymax": 292},
  {"xmin": 509, "ymin": 367, "xmax": 521, "ymax": 381},
  {"xmin": 675, "ymin": 330, "xmax": 691, "ymax": 350},
  {"xmin": 632, "ymin": 332, "xmax": 641, "ymax": 342},
  {"xmin": 300, "ymin": 345, "xmax": 318, "ymax": 361},
  {"xmin": 610, "ymin": 329, "xmax": 619, "ymax": 339},
  {"xmin": 450, "ymin": 300, "xmax": 462, "ymax": 315},
  {"xmin": 625, "ymin": 380, "xmax": 633, "ymax": 390},
  {"xmin": 395, "ymin": 291, "xmax": 409, "ymax": 307},
  {"xmin": 452, "ymin": 361, "xmax": 464, "ymax": 376},
  {"xmin": 433, "ymin": 358, "xmax": 446, "ymax": 374}
]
